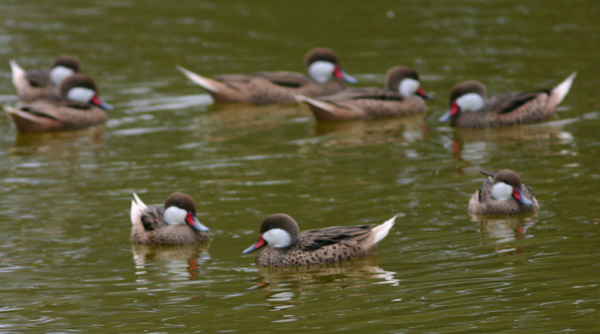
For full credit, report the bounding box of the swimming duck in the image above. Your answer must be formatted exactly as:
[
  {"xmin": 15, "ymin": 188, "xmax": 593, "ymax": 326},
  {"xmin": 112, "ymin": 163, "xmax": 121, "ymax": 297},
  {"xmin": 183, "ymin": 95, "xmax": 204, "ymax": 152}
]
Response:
[
  {"xmin": 242, "ymin": 213, "xmax": 396, "ymax": 267},
  {"xmin": 10, "ymin": 55, "xmax": 81, "ymax": 101},
  {"xmin": 439, "ymin": 72, "xmax": 576, "ymax": 128},
  {"xmin": 177, "ymin": 48, "xmax": 356, "ymax": 104},
  {"xmin": 130, "ymin": 192, "xmax": 211, "ymax": 245},
  {"xmin": 4, "ymin": 73, "xmax": 113, "ymax": 133},
  {"xmin": 297, "ymin": 66, "xmax": 432, "ymax": 121},
  {"xmin": 469, "ymin": 169, "xmax": 539, "ymax": 215}
]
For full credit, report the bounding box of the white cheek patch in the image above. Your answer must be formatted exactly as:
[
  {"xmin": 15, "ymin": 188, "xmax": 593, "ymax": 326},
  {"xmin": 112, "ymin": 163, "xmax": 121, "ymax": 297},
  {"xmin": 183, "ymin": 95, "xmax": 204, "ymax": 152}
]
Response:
[
  {"xmin": 456, "ymin": 93, "xmax": 485, "ymax": 112},
  {"xmin": 399, "ymin": 78, "xmax": 420, "ymax": 97},
  {"xmin": 308, "ymin": 61, "xmax": 335, "ymax": 83},
  {"xmin": 491, "ymin": 182, "xmax": 513, "ymax": 201},
  {"xmin": 163, "ymin": 206, "xmax": 187, "ymax": 225},
  {"xmin": 262, "ymin": 228, "xmax": 292, "ymax": 248},
  {"xmin": 50, "ymin": 66, "xmax": 75, "ymax": 85},
  {"xmin": 67, "ymin": 87, "xmax": 95, "ymax": 103}
]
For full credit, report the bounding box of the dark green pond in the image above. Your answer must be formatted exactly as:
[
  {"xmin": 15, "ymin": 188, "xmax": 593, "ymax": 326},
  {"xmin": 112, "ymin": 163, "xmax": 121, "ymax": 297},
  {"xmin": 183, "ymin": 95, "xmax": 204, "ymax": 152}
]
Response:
[{"xmin": 1, "ymin": 0, "xmax": 599, "ymax": 333}]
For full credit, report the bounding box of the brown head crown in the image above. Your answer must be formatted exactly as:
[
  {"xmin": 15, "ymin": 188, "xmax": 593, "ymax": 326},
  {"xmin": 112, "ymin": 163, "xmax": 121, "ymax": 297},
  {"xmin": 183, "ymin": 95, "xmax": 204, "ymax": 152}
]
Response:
[
  {"xmin": 52, "ymin": 54, "xmax": 81, "ymax": 73},
  {"xmin": 492, "ymin": 169, "xmax": 523, "ymax": 188},
  {"xmin": 260, "ymin": 213, "xmax": 300, "ymax": 244},
  {"xmin": 385, "ymin": 66, "xmax": 420, "ymax": 91},
  {"xmin": 304, "ymin": 48, "xmax": 340, "ymax": 68},
  {"xmin": 59, "ymin": 73, "xmax": 98, "ymax": 97},
  {"xmin": 164, "ymin": 192, "xmax": 197, "ymax": 213},
  {"xmin": 450, "ymin": 80, "xmax": 487, "ymax": 102}
]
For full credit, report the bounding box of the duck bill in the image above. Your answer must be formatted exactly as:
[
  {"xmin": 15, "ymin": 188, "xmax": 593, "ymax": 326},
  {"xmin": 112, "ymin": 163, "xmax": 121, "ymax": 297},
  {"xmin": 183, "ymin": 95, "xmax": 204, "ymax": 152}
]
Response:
[
  {"xmin": 186, "ymin": 212, "xmax": 210, "ymax": 232},
  {"xmin": 242, "ymin": 235, "xmax": 267, "ymax": 254},
  {"xmin": 417, "ymin": 87, "xmax": 434, "ymax": 100},
  {"xmin": 439, "ymin": 102, "xmax": 459, "ymax": 123},
  {"xmin": 333, "ymin": 65, "xmax": 357, "ymax": 84},
  {"xmin": 91, "ymin": 95, "xmax": 114, "ymax": 111},
  {"xmin": 438, "ymin": 111, "xmax": 451, "ymax": 123},
  {"xmin": 512, "ymin": 188, "xmax": 534, "ymax": 206}
]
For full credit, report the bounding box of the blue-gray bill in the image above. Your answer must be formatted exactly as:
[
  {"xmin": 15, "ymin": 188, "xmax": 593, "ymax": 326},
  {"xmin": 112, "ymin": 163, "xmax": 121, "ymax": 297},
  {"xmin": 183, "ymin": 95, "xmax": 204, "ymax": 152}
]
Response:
[{"xmin": 438, "ymin": 110, "xmax": 451, "ymax": 122}]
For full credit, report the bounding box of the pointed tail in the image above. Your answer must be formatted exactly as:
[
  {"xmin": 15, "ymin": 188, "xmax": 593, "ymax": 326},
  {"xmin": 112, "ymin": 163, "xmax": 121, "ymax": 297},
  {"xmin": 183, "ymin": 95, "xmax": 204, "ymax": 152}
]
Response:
[
  {"xmin": 130, "ymin": 193, "xmax": 147, "ymax": 225},
  {"xmin": 548, "ymin": 72, "xmax": 576, "ymax": 110},
  {"xmin": 371, "ymin": 214, "xmax": 398, "ymax": 244},
  {"xmin": 177, "ymin": 66, "xmax": 222, "ymax": 93},
  {"xmin": 9, "ymin": 59, "xmax": 26, "ymax": 88},
  {"xmin": 296, "ymin": 94, "xmax": 336, "ymax": 113}
]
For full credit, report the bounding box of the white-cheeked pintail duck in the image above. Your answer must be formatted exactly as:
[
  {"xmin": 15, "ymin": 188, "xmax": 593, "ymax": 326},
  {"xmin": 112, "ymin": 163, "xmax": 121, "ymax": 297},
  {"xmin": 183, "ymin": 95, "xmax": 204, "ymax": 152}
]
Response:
[
  {"xmin": 469, "ymin": 169, "xmax": 539, "ymax": 215},
  {"xmin": 439, "ymin": 72, "xmax": 576, "ymax": 128},
  {"xmin": 130, "ymin": 192, "xmax": 211, "ymax": 245},
  {"xmin": 4, "ymin": 73, "xmax": 113, "ymax": 133},
  {"xmin": 10, "ymin": 55, "xmax": 81, "ymax": 102},
  {"xmin": 177, "ymin": 48, "xmax": 356, "ymax": 104},
  {"xmin": 242, "ymin": 213, "xmax": 396, "ymax": 267},
  {"xmin": 297, "ymin": 65, "xmax": 433, "ymax": 121}
]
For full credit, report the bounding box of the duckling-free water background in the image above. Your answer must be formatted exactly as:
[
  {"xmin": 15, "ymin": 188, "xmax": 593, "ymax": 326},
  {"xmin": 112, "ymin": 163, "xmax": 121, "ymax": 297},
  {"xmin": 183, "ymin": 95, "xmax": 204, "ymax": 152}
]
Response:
[{"xmin": 1, "ymin": 0, "xmax": 600, "ymax": 332}]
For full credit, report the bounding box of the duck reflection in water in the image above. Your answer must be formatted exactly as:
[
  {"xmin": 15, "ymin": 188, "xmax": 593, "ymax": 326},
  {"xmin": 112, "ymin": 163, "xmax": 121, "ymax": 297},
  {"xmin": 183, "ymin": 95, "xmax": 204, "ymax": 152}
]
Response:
[
  {"xmin": 132, "ymin": 243, "xmax": 211, "ymax": 279},
  {"xmin": 472, "ymin": 214, "xmax": 536, "ymax": 257},
  {"xmin": 247, "ymin": 256, "xmax": 399, "ymax": 313},
  {"xmin": 10, "ymin": 126, "xmax": 105, "ymax": 156},
  {"xmin": 445, "ymin": 119, "xmax": 575, "ymax": 162},
  {"xmin": 308, "ymin": 113, "xmax": 428, "ymax": 148}
]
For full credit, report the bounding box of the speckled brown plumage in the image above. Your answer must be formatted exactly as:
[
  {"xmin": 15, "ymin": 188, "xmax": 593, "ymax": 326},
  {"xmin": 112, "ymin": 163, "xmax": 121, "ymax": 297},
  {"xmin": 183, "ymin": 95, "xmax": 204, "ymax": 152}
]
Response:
[
  {"xmin": 451, "ymin": 90, "xmax": 553, "ymax": 128},
  {"xmin": 244, "ymin": 214, "xmax": 395, "ymax": 267},
  {"xmin": 11, "ymin": 55, "xmax": 81, "ymax": 102},
  {"xmin": 446, "ymin": 73, "xmax": 576, "ymax": 128},
  {"xmin": 178, "ymin": 48, "xmax": 352, "ymax": 104},
  {"xmin": 255, "ymin": 224, "xmax": 378, "ymax": 267},
  {"xmin": 469, "ymin": 170, "xmax": 540, "ymax": 215},
  {"xmin": 4, "ymin": 74, "xmax": 109, "ymax": 133},
  {"xmin": 212, "ymin": 73, "xmax": 346, "ymax": 104},
  {"xmin": 299, "ymin": 66, "xmax": 429, "ymax": 121}
]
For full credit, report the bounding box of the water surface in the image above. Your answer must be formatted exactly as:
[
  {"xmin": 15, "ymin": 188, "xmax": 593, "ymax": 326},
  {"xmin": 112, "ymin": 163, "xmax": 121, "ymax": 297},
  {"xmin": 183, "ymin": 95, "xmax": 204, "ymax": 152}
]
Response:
[{"xmin": 1, "ymin": 0, "xmax": 600, "ymax": 333}]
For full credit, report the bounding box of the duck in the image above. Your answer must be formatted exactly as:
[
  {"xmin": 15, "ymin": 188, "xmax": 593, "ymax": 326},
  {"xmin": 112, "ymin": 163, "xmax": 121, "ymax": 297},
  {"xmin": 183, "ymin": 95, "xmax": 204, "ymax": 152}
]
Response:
[
  {"xmin": 296, "ymin": 66, "xmax": 433, "ymax": 121},
  {"xmin": 439, "ymin": 72, "xmax": 576, "ymax": 128},
  {"xmin": 469, "ymin": 169, "xmax": 539, "ymax": 215},
  {"xmin": 130, "ymin": 192, "xmax": 211, "ymax": 245},
  {"xmin": 242, "ymin": 213, "xmax": 396, "ymax": 267},
  {"xmin": 177, "ymin": 48, "xmax": 356, "ymax": 104},
  {"xmin": 4, "ymin": 73, "xmax": 113, "ymax": 133},
  {"xmin": 10, "ymin": 55, "xmax": 81, "ymax": 101}
]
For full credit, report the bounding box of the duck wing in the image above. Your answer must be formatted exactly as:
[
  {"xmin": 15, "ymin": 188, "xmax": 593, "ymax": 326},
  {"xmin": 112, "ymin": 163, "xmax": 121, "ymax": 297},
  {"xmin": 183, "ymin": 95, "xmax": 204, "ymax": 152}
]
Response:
[
  {"xmin": 25, "ymin": 68, "xmax": 52, "ymax": 87},
  {"xmin": 477, "ymin": 171, "xmax": 495, "ymax": 202},
  {"xmin": 487, "ymin": 90, "xmax": 551, "ymax": 115},
  {"xmin": 140, "ymin": 206, "xmax": 165, "ymax": 231},
  {"xmin": 249, "ymin": 71, "xmax": 312, "ymax": 88},
  {"xmin": 299, "ymin": 224, "xmax": 375, "ymax": 251},
  {"xmin": 321, "ymin": 88, "xmax": 405, "ymax": 102}
]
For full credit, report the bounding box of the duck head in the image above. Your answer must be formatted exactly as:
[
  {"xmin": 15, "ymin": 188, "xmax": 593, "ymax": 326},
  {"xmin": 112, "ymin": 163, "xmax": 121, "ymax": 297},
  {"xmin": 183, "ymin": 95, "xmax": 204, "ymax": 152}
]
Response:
[
  {"xmin": 483, "ymin": 169, "xmax": 534, "ymax": 206},
  {"xmin": 385, "ymin": 66, "xmax": 433, "ymax": 100},
  {"xmin": 439, "ymin": 80, "xmax": 487, "ymax": 122},
  {"xmin": 162, "ymin": 192, "xmax": 210, "ymax": 232},
  {"xmin": 60, "ymin": 73, "xmax": 114, "ymax": 110},
  {"xmin": 50, "ymin": 54, "xmax": 81, "ymax": 85},
  {"xmin": 242, "ymin": 213, "xmax": 300, "ymax": 254},
  {"xmin": 305, "ymin": 48, "xmax": 357, "ymax": 84}
]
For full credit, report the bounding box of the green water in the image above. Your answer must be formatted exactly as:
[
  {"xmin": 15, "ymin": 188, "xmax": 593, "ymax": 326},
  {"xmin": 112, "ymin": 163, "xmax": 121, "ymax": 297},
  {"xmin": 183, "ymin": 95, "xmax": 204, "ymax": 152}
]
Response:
[{"xmin": 1, "ymin": 0, "xmax": 599, "ymax": 333}]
